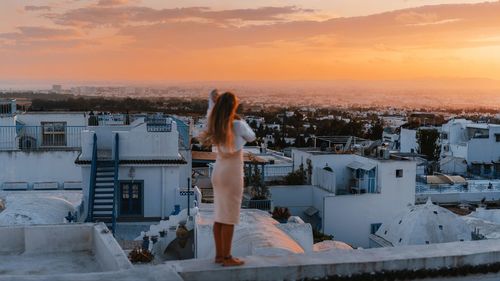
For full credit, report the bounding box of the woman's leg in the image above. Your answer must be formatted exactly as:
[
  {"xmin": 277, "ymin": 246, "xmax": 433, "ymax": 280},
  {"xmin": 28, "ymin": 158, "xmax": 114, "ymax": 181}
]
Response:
[
  {"xmin": 213, "ymin": 222, "xmax": 223, "ymax": 263},
  {"xmin": 221, "ymin": 223, "xmax": 244, "ymax": 266}
]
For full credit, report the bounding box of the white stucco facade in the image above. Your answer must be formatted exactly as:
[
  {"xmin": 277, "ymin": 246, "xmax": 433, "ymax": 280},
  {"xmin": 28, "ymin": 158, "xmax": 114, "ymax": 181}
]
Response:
[
  {"xmin": 440, "ymin": 119, "xmax": 500, "ymax": 176},
  {"xmin": 0, "ymin": 110, "xmax": 86, "ymax": 189},
  {"xmin": 0, "ymin": 150, "xmax": 82, "ymax": 190},
  {"xmin": 279, "ymin": 149, "xmax": 417, "ymax": 248},
  {"xmin": 79, "ymin": 122, "xmax": 188, "ymax": 220},
  {"xmin": 399, "ymin": 128, "xmax": 417, "ymax": 153}
]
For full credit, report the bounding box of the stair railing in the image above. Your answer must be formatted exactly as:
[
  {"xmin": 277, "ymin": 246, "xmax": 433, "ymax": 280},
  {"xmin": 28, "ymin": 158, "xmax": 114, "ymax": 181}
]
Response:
[
  {"xmin": 87, "ymin": 133, "xmax": 98, "ymax": 222},
  {"xmin": 112, "ymin": 133, "xmax": 120, "ymax": 234}
]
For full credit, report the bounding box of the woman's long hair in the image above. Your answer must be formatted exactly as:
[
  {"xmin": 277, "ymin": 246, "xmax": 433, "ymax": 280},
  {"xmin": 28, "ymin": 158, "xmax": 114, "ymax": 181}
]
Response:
[{"xmin": 199, "ymin": 91, "xmax": 239, "ymax": 151}]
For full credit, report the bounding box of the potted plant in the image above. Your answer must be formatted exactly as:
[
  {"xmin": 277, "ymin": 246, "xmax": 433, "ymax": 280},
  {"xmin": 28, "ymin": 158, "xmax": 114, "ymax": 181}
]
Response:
[
  {"xmin": 248, "ymin": 162, "xmax": 271, "ymax": 211},
  {"xmin": 272, "ymin": 207, "xmax": 291, "ymax": 223},
  {"xmin": 284, "ymin": 163, "xmax": 306, "ymax": 185}
]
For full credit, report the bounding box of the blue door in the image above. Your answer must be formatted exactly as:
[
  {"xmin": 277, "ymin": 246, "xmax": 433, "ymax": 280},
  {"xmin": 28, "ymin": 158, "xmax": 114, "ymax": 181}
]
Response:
[{"xmin": 120, "ymin": 182, "xmax": 143, "ymax": 216}]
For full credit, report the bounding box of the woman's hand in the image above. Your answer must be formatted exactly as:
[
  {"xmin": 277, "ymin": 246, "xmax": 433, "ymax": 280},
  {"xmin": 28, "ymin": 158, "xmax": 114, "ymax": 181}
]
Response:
[{"xmin": 210, "ymin": 89, "xmax": 219, "ymax": 103}]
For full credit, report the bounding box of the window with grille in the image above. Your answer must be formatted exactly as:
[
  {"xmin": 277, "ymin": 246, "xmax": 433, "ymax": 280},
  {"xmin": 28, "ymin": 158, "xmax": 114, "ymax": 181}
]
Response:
[
  {"xmin": 0, "ymin": 103, "xmax": 12, "ymax": 115},
  {"xmin": 41, "ymin": 122, "xmax": 67, "ymax": 146}
]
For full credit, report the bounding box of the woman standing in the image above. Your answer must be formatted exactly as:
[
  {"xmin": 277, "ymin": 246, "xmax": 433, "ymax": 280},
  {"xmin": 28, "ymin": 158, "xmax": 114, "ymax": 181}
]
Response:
[{"xmin": 200, "ymin": 89, "xmax": 256, "ymax": 266}]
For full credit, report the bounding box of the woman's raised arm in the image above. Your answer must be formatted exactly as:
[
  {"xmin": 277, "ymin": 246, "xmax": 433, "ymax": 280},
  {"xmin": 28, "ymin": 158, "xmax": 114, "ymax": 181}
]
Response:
[{"xmin": 206, "ymin": 89, "xmax": 218, "ymax": 119}]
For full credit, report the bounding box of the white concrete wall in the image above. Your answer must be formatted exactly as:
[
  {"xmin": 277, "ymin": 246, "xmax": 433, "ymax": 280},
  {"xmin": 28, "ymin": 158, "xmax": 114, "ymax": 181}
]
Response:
[
  {"xmin": 0, "ymin": 226, "xmax": 24, "ymax": 253},
  {"xmin": 116, "ymin": 123, "xmax": 179, "ymax": 160},
  {"xmin": 81, "ymin": 166, "xmax": 91, "ymax": 218},
  {"xmin": 92, "ymin": 223, "xmax": 133, "ymax": 271},
  {"xmin": 400, "ymin": 128, "xmax": 417, "ymax": 153},
  {"xmin": 292, "ymin": 150, "xmax": 356, "ymax": 189},
  {"xmin": 81, "ymin": 165, "xmax": 181, "ymax": 219},
  {"xmin": 270, "ymin": 185, "xmax": 313, "ymax": 216},
  {"xmin": 0, "ymin": 116, "xmax": 15, "ymax": 126},
  {"xmin": 449, "ymin": 144, "xmax": 468, "ymax": 159},
  {"xmin": 23, "ymin": 224, "xmax": 92, "ymax": 254},
  {"xmin": 81, "ymin": 123, "xmax": 181, "ymax": 160},
  {"xmin": 440, "ymin": 157, "xmax": 468, "ymax": 176},
  {"xmin": 312, "ymin": 186, "xmax": 331, "ymax": 225},
  {"xmin": 322, "ymin": 160, "xmax": 416, "ymax": 248},
  {"xmin": 176, "ymin": 239, "xmax": 500, "ymax": 281},
  {"xmin": 441, "ymin": 120, "xmax": 500, "ymax": 164},
  {"xmin": 0, "ymin": 223, "xmax": 131, "ymax": 271},
  {"xmin": 92, "ymin": 125, "xmax": 131, "ymax": 151},
  {"xmin": 467, "ymin": 126, "xmax": 500, "ymax": 163},
  {"xmin": 0, "ymin": 150, "xmax": 81, "ymax": 189},
  {"xmin": 15, "ymin": 113, "xmax": 86, "ymax": 127},
  {"xmin": 117, "ymin": 165, "xmax": 180, "ymax": 218},
  {"xmin": 179, "ymin": 149, "xmax": 192, "ymax": 189}
]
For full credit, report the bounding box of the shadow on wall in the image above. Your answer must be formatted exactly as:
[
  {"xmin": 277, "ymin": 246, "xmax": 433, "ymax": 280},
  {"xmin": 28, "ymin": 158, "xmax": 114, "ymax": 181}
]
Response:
[{"xmin": 163, "ymin": 230, "xmax": 195, "ymax": 261}]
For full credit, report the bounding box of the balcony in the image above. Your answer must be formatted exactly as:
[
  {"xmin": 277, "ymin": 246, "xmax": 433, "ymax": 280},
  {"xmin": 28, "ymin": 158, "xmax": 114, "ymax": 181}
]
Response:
[{"xmin": 0, "ymin": 125, "xmax": 85, "ymax": 151}]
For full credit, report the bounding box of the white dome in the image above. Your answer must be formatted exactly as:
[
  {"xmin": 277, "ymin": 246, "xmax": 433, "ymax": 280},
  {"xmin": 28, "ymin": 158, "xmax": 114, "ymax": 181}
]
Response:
[
  {"xmin": 313, "ymin": 240, "xmax": 353, "ymax": 251},
  {"xmin": 0, "ymin": 195, "xmax": 75, "ymax": 225},
  {"xmin": 468, "ymin": 208, "xmax": 500, "ymax": 224},
  {"xmin": 375, "ymin": 198, "xmax": 471, "ymax": 246}
]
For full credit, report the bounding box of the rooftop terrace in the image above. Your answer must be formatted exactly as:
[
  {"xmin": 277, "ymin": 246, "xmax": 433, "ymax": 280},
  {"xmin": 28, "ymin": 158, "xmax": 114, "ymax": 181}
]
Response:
[{"xmin": 0, "ymin": 223, "xmax": 131, "ymax": 276}]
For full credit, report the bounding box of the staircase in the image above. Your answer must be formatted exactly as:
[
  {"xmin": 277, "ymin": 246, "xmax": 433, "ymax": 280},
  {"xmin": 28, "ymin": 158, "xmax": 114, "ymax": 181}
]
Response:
[
  {"xmin": 91, "ymin": 160, "xmax": 116, "ymax": 229},
  {"xmin": 87, "ymin": 133, "xmax": 120, "ymax": 233}
]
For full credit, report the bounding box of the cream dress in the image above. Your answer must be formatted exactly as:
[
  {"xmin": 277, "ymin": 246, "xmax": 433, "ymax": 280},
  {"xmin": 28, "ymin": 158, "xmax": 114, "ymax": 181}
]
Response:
[{"xmin": 207, "ymin": 96, "xmax": 256, "ymax": 225}]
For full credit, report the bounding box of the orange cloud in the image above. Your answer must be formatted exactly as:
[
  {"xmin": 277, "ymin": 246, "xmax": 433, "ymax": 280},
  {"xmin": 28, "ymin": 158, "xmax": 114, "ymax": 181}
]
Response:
[
  {"xmin": 47, "ymin": 5, "xmax": 313, "ymax": 28},
  {"xmin": 24, "ymin": 5, "xmax": 52, "ymax": 12}
]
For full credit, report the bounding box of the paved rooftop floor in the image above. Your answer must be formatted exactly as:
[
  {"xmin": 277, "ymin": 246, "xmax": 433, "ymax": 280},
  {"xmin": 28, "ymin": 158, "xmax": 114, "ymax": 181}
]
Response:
[{"xmin": 0, "ymin": 251, "xmax": 101, "ymax": 275}]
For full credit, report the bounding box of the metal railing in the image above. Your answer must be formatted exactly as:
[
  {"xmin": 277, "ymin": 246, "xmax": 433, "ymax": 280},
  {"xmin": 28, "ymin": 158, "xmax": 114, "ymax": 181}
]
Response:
[
  {"xmin": 0, "ymin": 126, "xmax": 84, "ymax": 150},
  {"xmin": 112, "ymin": 133, "xmax": 119, "ymax": 234},
  {"xmin": 265, "ymin": 165, "xmax": 293, "ymax": 179},
  {"xmin": 86, "ymin": 133, "xmax": 98, "ymax": 222},
  {"xmin": 416, "ymin": 181, "xmax": 500, "ymax": 194},
  {"xmin": 242, "ymin": 198, "xmax": 273, "ymax": 211},
  {"xmin": 169, "ymin": 116, "xmax": 190, "ymax": 150}
]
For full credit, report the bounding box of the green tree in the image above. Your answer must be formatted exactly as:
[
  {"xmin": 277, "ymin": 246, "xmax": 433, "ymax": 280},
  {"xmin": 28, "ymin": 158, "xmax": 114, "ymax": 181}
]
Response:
[
  {"xmin": 250, "ymin": 163, "xmax": 269, "ymax": 200},
  {"xmin": 416, "ymin": 129, "xmax": 441, "ymax": 161},
  {"xmin": 367, "ymin": 119, "xmax": 384, "ymax": 140}
]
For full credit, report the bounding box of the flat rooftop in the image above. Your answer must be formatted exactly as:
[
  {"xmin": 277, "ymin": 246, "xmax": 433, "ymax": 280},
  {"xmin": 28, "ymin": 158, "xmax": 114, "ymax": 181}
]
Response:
[
  {"xmin": 0, "ymin": 223, "xmax": 131, "ymax": 276},
  {"xmin": 1, "ymin": 231, "xmax": 500, "ymax": 280},
  {"xmin": 0, "ymin": 251, "xmax": 99, "ymax": 275}
]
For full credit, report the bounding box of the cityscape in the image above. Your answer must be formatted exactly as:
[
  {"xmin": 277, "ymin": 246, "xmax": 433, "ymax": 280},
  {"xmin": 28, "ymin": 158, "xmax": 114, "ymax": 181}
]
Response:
[{"xmin": 1, "ymin": 0, "xmax": 500, "ymax": 281}]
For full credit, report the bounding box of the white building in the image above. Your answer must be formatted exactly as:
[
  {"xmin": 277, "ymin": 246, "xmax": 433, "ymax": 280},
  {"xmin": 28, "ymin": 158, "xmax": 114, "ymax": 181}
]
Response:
[
  {"xmin": 77, "ymin": 116, "xmax": 192, "ymax": 227},
  {"xmin": 1, "ymin": 99, "xmax": 194, "ymax": 229},
  {"xmin": 399, "ymin": 127, "xmax": 417, "ymax": 153},
  {"xmin": 51, "ymin": 84, "xmax": 62, "ymax": 93},
  {"xmin": 440, "ymin": 119, "xmax": 500, "ymax": 178},
  {"xmin": 382, "ymin": 127, "xmax": 399, "ymax": 150},
  {"xmin": 245, "ymin": 116, "xmax": 265, "ymax": 128},
  {"xmin": 0, "ymin": 100, "xmax": 86, "ymax": 190},
  {"xmin": 381, "ymin": 115, "xmax": 406, "ymax": 129},
  {"xmin": 266, "ymin": 123, "xmax": 281, "ymax": 131},
  {"xmin": 271, "ymin": 147, "xmax": 416, "ymax": 248}
]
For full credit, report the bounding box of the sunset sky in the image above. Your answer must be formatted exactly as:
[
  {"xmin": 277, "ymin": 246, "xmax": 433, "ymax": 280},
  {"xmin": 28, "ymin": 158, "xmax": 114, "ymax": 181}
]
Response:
[{"xmin": 1, "ymin": 0, "xmax": 500, "ymax": 82}]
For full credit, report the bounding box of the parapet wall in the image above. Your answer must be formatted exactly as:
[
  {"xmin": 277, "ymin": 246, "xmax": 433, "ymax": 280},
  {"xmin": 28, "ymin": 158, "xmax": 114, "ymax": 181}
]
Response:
[
  {"xmin": 0, "ymin": 223, "xmax": 131, "ymax": 272},
  {"xmin": 170, "ymin": 239, "xmax": 500, "ymax": 281}
]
